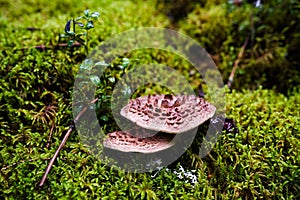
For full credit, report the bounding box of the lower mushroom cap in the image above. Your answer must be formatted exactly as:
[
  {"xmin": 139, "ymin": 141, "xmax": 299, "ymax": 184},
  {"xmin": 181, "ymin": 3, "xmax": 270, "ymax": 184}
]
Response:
[
  {"xmin": 120, "ymin": 94, "xmax": 216, "ymax": 134},
  {"xmin": 103, "ymin": 129, "xmax": 175, "ymax": 153}
]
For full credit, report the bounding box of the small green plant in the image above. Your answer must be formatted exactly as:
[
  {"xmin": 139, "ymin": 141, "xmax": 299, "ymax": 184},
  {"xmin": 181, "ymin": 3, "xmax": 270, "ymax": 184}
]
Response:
[{"xmin": 60, "ymin": 9, "xmax": 100, "ymax": 54}]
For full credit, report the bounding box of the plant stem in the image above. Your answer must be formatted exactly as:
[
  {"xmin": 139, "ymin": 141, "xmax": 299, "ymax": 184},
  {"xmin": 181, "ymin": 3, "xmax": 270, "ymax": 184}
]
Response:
[
  {"xmin": 73, "ymin": 18, "xmax": 76, "ymax": 33},
  {"xmin": 86, "ymin": 30, "xmax": 89, "ymax": 54}
]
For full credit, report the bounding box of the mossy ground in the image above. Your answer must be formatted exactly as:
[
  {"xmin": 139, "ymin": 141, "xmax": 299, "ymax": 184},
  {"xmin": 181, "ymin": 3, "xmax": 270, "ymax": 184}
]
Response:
[{"xmin": 0, "ymin": 0, "xmax": 299, "ymax": 199}]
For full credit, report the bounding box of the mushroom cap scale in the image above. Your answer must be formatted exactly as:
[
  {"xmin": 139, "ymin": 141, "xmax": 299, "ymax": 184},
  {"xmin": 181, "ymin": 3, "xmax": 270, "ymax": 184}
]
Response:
[
  {"xmin": 103, "ymin": 129, "xmax": 175, "ymax": 153},
  {"xmin": 120, "ymin": 94, "xmax": 216, "ymax": 134}
]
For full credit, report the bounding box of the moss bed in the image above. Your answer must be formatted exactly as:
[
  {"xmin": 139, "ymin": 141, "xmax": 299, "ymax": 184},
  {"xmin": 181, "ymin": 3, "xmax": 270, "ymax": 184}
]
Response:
[{"xmin": 0, "ymin": 0, "xmax": 299, "ymax": 199}]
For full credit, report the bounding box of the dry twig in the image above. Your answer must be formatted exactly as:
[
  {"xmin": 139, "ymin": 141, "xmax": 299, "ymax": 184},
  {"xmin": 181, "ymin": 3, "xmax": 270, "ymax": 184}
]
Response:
[
  {"xmin": 227, "ymin": 37, "xmax": 249, "ymax": 89},
  {"xmin": 39, "ymin": 98, "xmax": 98, "ymax": 186},
  {"xmin": 19, "ymin": 42, "xmax": 82, "ymax": 51}
]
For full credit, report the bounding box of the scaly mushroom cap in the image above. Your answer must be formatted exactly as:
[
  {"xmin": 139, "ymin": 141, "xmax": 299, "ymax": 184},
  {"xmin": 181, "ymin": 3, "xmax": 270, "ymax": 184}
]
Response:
[
  {"xmin": 120, "ymin": 94, "xmax": 216, "ymax": 134},
  {"xmin": 103, "ymin": 129, "xmax": 175, "ymax": 153}
]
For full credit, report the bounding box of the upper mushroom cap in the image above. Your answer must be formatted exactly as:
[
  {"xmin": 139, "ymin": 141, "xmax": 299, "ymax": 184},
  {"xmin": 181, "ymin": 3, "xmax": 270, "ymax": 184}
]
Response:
[
  {"xmin": 120, "ymin": 94, "xmax": 216, "ymax": 134},
  {"xmin": 103, "ymin": 129, "xmax": 175, "ymax": 153}
]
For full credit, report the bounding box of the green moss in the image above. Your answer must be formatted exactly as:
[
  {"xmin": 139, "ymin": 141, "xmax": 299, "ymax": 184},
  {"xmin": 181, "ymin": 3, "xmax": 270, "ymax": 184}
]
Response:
[
  {"xmin": 0, "ymin": 0, "xmax": 299, "ymax": 199},
  {"xmin": 2, "ymin": 84, "xmax": 299, "ymax": 199},
  {"xmin": 179, "ymin": 1, "xmax": 300, "ymax": 93},
  {"xmin": 211, "ymin": 87, "xmax": 300, "ymax": 199}
]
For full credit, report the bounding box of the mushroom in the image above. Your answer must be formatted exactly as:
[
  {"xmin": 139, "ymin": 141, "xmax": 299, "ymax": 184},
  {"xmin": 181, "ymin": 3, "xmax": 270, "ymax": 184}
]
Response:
[
  {"xmin": 103, "ymin": 128, "xmax": 175, "ymax": 153},
  {"xmin": 120, "ymin": 94, "xmax": 216, "ymax": 134},
  {"xmin": 103, "ymin": 94, "xmax": 216, "ymax": 154}
]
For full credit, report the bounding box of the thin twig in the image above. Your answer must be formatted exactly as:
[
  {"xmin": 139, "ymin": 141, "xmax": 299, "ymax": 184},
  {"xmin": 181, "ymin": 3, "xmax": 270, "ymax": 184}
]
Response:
[
  {"xmin": 46, "ymin": 122, "xmax": 55, "ymax": 148},
  {"xmin": 227, "ymin": 37, "xmax": 249, "ymax": 89},
  {"xmin": 18, "ymin": 42, "xmax": 82, "ymax": 51},
  {"xmin": 39, "ymin": 98, "xmax": 98, "ymax": 187}
]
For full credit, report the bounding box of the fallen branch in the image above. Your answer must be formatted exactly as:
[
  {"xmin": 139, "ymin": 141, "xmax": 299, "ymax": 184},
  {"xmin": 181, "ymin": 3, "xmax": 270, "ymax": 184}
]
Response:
[
  {"xmin": 39, "ymin": 98, "xmax": 98, "ymax": 187},
  {"xmin": 18, "ymin": 42, "xmax": 82, "ymax": 52},
  {"xmin": 227, "ymin": 37, "xmax": 249, "ymax": 89}
]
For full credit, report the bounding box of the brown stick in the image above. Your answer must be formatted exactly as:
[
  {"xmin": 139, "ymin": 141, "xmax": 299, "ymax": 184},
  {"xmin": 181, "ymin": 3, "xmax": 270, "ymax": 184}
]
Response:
[
  {"xmin": 39, "ymin": 98, "xmax": 98, "ymax": 186},
  {"xmin": 227, "ymin": 37, "xmax": 249, "ymax": 89},
  {"xmin": 46, "ymin": 122, "xmax": 55, "ymax": 148},
  {"xmin": 19, "ymin": 42, "xmax": 82, "ymax": 51}
]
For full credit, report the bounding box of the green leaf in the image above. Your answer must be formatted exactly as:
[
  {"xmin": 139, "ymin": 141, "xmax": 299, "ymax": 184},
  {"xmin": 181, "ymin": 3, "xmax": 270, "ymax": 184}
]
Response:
[
  {"xmin": 67, "ymin": 39, "xmax": 74, "ymax": 47},
  {"xmin": 90, "ymin": 12, "xmax": 100, "ymax": 18},
  {"xmin": 141, "ymin": 191, "xmax": 145, "ymax": 200},
  {"xmin": 122, "ymin": 58, "xmax": 130, "ymax": 68},
  {"xmin": 76, "ymin": 16, "xmax": 83, "ymax": 21},
  {"xmin": 76, "ymin": 32, "xmax": 87, "ymax": 37},
  {"xmin": 95, "ymin": 61, "xmax": 110, "ymax": 67},
  {"xmin": 85, "ymin": 21, "xmax": 94, "ymax": 30},
  {"xmin": 90, "ymin": 75, "xmax": 101, "ymax": 85},
  {"xmin": 79, "ymin": 59, "xmax": 94, "ymax": 70},
  {"xmin": 64, "ymin": 32, "xmax": 75, "ymax": 36},
  {"xmin": 65, "ymin": 19, "xmax": 72, "ymax": 33},
  {"xmin": 84, "ymin": 10, "xmax": 90, "ymax": 17},
  {"xmin": 108, "ymin": 77, "xmax": 115, "ymax": 83},
  {"xmin": 100, "ymin": 115, "xmax": 109, "ymax": 121},
  {"xmin": 75, "ymin": 21, "xmax": 84, "ymax": 27},
  {"xmin": 60, "ymin": 33, "xmax": 70, "ymax": 38}
]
